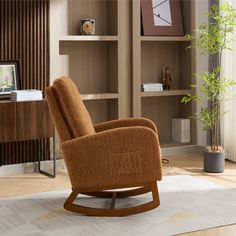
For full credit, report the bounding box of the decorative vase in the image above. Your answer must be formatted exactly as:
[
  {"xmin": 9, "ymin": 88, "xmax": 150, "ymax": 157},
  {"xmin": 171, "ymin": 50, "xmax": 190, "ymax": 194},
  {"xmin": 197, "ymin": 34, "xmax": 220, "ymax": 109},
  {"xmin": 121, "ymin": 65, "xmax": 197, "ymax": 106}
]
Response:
[{"xmin": 204, "ymin": 151, "xmax": 225, "ymax": 173}]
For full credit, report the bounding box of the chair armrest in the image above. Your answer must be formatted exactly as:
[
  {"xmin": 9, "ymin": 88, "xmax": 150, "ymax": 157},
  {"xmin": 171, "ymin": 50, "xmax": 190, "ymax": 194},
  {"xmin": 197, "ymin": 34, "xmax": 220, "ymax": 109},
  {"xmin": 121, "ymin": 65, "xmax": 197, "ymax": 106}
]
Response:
[
  {"xmin": 94, "ymin": 117, "xmax": 157, "ymax": 133},
  {"xmin": 61, "ymin": 126, "xmax": 162, "ymax": 191}
]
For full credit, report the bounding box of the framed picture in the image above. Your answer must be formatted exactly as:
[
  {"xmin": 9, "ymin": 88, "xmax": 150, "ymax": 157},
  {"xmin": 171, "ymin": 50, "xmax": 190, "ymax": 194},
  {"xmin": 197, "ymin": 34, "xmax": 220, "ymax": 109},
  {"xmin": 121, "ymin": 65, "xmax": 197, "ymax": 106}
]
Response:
[
  {"xmin": 0, "ymin": 60, "xmax": 19, "ymax": 95},
  {"xmin": 141, "ymin": 0, "xmax": 184, "ymax": 36}
]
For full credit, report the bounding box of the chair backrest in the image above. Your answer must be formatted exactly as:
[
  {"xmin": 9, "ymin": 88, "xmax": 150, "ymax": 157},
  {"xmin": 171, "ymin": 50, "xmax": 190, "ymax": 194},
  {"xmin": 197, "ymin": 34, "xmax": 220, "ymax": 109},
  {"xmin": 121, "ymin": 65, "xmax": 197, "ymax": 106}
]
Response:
[{"xmin": 45, "ymin": 76, "xmax": 95, "ymax": 142}]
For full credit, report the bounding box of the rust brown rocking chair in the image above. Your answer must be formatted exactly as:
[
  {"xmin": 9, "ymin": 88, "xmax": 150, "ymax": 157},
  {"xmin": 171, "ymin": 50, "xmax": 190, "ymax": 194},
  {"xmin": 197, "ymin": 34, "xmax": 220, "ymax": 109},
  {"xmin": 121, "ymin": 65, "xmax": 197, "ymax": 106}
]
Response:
[{"xmin": 45, "ymin": 76, "xmax": 162, "ymax": 216}]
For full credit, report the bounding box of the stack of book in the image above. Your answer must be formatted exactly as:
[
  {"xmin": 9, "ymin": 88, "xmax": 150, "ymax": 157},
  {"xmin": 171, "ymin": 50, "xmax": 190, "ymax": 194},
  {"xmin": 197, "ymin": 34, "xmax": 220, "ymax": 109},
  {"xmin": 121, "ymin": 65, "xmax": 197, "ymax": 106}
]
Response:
[
  {"xmin": 141, "ymin": 83, "xmax": 163, "ymax": 92},
  {"xmin": 11, "ymin": 89, "xmax": 43, "ymax": 101}
]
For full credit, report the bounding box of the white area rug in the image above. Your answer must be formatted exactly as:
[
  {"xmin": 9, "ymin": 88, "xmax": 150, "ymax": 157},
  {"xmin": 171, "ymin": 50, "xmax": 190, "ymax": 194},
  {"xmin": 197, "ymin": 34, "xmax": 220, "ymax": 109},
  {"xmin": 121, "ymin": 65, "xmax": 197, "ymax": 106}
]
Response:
[{"xmin": 1, "ymin": 175, "xmax": 236, "ymax": 236}]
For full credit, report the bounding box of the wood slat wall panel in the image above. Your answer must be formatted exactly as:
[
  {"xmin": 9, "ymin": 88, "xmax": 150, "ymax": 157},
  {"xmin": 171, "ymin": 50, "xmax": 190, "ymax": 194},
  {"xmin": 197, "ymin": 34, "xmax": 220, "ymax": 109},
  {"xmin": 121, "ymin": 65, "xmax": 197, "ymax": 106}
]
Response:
[{"xmin": 0, "ymin": 0, "xmax": 50, "ymax": 166}]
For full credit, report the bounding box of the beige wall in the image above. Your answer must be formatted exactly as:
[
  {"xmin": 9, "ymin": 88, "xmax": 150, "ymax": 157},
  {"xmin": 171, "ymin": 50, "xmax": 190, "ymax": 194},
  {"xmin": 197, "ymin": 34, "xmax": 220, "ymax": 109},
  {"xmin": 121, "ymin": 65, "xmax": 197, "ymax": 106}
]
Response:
[
  {"xmin": 50, "ymin": 0, "xmax": 69, "ymax": 83},
  {"xmin": 194, "ymin": 0, "xmax": 209, "ymax": 146}
]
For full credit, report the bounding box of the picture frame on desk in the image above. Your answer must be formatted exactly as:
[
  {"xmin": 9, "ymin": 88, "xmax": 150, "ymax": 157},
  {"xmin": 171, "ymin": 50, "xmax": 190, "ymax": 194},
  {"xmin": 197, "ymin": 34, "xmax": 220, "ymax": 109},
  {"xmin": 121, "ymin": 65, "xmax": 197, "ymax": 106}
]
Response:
[
  {"xmin": 141, "ymin": 0, "xmax": 183, "ymax": 36},
  {"xmin": 0, "ymin": 60, "xmax": 20, "ymax": 98}
]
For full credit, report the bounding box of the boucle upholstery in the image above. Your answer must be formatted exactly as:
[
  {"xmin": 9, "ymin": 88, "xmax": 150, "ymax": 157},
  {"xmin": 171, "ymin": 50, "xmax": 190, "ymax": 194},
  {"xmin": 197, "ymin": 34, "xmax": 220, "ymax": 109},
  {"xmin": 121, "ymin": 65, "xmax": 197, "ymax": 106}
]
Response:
[
  {"xmin": 94, "ymin": 117, "xmax": 157, "ymax": 133},
  {"xmin": 45, "ymin": 87, "xmax": 71, "ymax": 142},
  {"xmin": 52, "ymin": 76, "xmax": 95, "ymax": 138},
  {"xmin": 62, "ymin": 126, "xmax": 162, "ymax": 190},
  {"xmin": 46, "ymin": 76, "xmax": 162, "ymax": 191}
]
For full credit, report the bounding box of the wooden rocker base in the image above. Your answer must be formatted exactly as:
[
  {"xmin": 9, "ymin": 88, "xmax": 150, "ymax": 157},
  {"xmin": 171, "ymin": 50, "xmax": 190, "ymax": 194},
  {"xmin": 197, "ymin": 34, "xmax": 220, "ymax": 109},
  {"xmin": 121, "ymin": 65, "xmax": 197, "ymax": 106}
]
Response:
[
  {"xmin": 64, "ymin": 182, "xmax": 160, "ymax": 216},
  {"xmin": 81, "ymin": 186, "xmax": 151, "ymax": 198}
]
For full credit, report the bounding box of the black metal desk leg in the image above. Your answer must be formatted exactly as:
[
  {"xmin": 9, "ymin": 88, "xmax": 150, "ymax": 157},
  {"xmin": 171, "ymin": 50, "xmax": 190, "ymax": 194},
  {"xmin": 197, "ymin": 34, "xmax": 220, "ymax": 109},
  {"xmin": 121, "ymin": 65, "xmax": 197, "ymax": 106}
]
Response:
[{"xmin": 38, "ymin": 130, "xmax": 56, "ymax": 178}]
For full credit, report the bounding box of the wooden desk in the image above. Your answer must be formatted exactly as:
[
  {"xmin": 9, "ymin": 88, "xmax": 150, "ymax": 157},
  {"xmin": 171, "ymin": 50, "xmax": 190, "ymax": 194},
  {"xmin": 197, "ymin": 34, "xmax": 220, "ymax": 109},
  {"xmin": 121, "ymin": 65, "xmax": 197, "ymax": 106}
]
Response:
[{"xmin": 0, "ymin": 99, "xmax": 56, "ymax": 177}]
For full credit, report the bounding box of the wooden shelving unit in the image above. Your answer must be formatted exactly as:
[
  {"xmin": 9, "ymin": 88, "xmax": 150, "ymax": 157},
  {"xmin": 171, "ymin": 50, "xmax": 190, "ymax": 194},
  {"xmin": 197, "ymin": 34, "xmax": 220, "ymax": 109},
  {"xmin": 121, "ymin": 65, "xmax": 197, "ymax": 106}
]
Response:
[
  {"xmin": 133, "ymin": 0, "xmax": 197, "ymax": 148},
  {"xmin": 55, "ymin": 0, "xmax": 197, "ymax": 150},
  {"xmin": 57, "ymin": 0, "xmax": 132, "ymax": 124}
]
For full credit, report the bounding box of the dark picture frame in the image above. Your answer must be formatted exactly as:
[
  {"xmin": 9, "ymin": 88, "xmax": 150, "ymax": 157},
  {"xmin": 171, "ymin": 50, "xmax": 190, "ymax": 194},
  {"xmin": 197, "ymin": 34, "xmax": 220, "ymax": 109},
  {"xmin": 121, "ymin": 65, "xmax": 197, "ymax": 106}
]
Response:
[
  {"xmin": 0, "ymin": 60, "xmax": 20, "ymax": 96},
  {"xmin": 141, "ymin": 0, "xmax": 184, "ymax": 36}
]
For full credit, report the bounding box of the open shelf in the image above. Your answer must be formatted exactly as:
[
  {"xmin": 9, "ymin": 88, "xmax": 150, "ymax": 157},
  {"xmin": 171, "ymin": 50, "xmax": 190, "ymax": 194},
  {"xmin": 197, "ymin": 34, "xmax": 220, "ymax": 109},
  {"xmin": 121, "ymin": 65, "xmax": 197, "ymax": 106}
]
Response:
[
  {"xmin": 67, "ymin": 0, "xmax": 117, "ymax": 36},
  {"xmin": 132, "ymin": 0, "xmax": 196, "ymax": 149},
  {"xmin": 81, "ymin": 93, "xmax": 118, "ymax": 101},
  {"xmin": 141, "ymin": 89, "xmax": 192, "ymax": 97},
  {"xmin": 60, "ymin": 35, "xmax": 118, "ymax": 42},
  {"xmin": 141, "ymin": 96, "xmax": 193, "ymax": 144},
  {"xmin": 141, "ymin": 36, "xmax": 190, "ymax": 42},
  {"xmin": 141, "ymin": 41, "xmax": 192, "ymax": 90},
  {"xmin": 59, "ymin": 41, "xmax": 118, "ymax": 94}
]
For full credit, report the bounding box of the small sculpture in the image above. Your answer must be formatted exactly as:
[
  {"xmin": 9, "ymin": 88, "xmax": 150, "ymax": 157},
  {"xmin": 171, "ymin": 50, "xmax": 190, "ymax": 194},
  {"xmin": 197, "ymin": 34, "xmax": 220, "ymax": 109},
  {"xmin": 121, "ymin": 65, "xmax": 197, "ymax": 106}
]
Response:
[{"xmin": 163, "ymin": 66, "xmax": 173, "ymax": 90}]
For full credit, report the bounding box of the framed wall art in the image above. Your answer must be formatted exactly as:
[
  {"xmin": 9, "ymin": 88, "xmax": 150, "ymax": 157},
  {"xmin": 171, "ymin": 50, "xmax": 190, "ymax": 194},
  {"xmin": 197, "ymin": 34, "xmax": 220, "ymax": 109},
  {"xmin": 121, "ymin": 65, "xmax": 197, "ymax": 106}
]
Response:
[
  {"xmin": 0, "ymin": 60, "xmax": 19, "ymax": 95},
  {"xmin": 141, "ymin": 0, "xmax": 184, "ymax": 36}
]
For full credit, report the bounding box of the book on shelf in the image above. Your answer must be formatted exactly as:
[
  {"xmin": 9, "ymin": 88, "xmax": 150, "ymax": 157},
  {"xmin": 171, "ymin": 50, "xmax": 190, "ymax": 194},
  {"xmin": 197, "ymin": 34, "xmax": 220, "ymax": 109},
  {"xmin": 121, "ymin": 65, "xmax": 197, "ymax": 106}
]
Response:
[
  {"xmin": 141, "ymin": 83, "xmax": 163, "ymax": 92},
  {"xmin": 11, "ymin": 89, "xmax": 43, "ymax": 101}
]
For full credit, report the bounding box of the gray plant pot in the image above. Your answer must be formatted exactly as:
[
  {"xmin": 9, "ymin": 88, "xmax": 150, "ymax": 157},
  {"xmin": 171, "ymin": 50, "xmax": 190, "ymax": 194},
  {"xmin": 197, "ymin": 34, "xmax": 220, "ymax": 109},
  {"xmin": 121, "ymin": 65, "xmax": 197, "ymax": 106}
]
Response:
[{"xmin": 204, "ymin": 150, "xmax": 225, "ymax": 173}]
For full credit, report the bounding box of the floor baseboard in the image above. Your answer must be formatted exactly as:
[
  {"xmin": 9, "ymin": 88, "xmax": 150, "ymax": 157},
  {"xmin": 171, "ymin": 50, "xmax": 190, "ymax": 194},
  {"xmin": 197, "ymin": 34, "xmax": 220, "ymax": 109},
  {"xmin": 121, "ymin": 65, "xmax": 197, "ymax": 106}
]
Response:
[{"xmin": 161, "ymin": 145, "xmax": 205, "ymax": 156}]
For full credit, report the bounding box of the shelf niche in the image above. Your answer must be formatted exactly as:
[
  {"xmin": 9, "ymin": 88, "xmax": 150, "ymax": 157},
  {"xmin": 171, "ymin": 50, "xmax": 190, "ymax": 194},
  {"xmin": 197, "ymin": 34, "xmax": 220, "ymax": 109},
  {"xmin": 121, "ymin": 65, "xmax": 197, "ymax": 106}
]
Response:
[
  {"xmin": 141, "ymin": 41, "xmax": 192, "ymax": 90},
  {"xmin": 141, "ymin": 96, "xmax": 193, "ymax": 144},
  {"xmin": 59, "ymin": 41, "xmax": 118, "ymax": 94},
  {"xmin": 67, "ymin": 0, "xmax": 117, "ymax": 36}
]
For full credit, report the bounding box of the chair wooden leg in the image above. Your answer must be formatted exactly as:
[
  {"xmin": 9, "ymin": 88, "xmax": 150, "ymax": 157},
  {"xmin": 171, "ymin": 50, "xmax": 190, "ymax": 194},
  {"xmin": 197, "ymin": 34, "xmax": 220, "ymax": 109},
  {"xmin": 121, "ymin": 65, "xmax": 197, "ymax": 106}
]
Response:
[{"xmin": 64, "ymin": 182, "xmax": 160, "ymax": 216}]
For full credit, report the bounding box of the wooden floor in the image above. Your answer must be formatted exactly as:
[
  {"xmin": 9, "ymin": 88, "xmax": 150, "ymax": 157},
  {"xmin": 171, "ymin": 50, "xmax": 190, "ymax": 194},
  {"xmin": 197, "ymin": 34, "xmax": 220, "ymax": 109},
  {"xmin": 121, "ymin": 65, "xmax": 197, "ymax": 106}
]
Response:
[{"xmin": 0, "ymin": 154, "xmax": 236, "ymax": 235}]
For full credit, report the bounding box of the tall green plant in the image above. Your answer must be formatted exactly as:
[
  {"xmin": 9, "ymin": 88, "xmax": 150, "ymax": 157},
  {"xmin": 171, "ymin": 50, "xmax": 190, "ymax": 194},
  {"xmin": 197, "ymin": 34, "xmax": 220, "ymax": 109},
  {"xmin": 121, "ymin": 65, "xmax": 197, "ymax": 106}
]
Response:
[{"xmin": 182, "ymin": 1, "xmax": 236, "ymax": 152}]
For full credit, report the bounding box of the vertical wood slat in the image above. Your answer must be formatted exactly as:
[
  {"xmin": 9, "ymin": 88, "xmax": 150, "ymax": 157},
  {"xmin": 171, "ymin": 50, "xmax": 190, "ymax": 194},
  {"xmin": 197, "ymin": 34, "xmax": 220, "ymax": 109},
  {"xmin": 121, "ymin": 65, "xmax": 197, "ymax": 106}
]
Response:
[{"xmin": 0, "ymin": 0, "xmax": 50, "ymax": 166}]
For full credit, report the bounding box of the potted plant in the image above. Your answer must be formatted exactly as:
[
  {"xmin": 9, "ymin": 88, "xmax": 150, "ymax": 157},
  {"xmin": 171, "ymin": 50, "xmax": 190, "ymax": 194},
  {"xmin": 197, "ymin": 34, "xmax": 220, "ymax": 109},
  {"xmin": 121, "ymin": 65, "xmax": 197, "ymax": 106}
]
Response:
[{"xmin": 182, "ymin": 1, "xmax": 236, "ymax": 173}]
